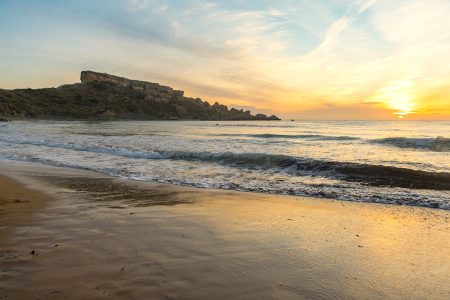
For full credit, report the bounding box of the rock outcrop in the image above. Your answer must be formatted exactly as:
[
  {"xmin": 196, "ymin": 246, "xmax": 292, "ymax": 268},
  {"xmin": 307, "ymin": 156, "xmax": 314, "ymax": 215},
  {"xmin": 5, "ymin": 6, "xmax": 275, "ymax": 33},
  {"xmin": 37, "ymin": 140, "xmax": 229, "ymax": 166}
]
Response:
[
  {"xmin": 0, "ymin": 71, "xmax": 281, "ymax": 121},
  {"xmin": 80, "ymin": 71, "xmax": 185, "ymax": 98}
]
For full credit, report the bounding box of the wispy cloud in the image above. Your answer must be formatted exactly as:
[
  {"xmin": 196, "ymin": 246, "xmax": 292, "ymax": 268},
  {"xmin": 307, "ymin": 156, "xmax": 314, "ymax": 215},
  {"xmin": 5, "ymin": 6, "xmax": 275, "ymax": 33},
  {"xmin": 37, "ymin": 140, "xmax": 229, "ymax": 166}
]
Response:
[
  {"xmin": 1, "ymin": 0, "xmax": 449, "ymax": 119},
  {"xmin": 128, "ymin": 0, "xmax": 150, "ymax": 11},
  {"xmin": 356, "ymin": 0, "xmax": 378, "ymax": 14}
]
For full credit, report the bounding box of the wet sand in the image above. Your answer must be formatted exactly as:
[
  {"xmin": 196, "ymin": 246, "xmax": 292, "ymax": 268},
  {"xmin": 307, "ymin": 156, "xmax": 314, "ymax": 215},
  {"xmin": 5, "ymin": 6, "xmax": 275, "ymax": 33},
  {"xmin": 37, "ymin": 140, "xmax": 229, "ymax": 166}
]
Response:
[{"xmin": 1, "ymin": 161, "xmax": 450, "ymax": 299}]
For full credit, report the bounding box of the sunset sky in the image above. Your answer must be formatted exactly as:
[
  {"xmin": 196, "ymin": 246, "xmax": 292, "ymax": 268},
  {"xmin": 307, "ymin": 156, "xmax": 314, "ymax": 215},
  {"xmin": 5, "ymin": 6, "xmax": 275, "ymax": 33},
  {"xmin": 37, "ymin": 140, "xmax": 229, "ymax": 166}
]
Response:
[{"xmin": 1, "ymin": 0, "xmax": 449, "ymax": 120}]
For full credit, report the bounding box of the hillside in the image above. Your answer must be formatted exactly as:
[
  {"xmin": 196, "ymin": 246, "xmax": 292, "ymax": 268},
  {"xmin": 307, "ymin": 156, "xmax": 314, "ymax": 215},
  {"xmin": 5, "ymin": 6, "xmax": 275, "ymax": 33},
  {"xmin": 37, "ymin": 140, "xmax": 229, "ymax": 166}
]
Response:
[{"xmin": 0, "ymin": 71, "xmax": 280, "ymax": 121}]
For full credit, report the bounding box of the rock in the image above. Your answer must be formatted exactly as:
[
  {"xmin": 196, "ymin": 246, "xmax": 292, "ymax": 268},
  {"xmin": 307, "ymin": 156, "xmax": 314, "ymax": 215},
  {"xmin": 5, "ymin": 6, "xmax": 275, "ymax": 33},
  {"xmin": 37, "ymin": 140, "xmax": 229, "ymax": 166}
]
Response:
[
  {"xmin": 0, "ymin": 71, "xmax": 281, "ymax": 121},
  {"xmin": 268, "ymin": 115, "xmax": 281, "ymax": 121}
]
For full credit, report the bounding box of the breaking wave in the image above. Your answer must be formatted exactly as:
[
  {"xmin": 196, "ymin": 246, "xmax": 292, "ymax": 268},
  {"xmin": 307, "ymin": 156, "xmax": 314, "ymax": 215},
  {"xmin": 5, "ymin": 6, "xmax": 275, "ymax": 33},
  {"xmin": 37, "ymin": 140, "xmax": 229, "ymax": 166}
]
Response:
[
  {"xmin": 211, "ymin": 123, "xmax": 295, "ymax": 128},
  {"xmin": 1, "ymin": 136, "xmax": 449, "ymax": 191},
  {"xmin": 215, "ymin": 133, "xmax": 360, "ymax": 141},
  {"xmin": 371, "ymin": 136, "xmax": 450, "ymax": 151}
]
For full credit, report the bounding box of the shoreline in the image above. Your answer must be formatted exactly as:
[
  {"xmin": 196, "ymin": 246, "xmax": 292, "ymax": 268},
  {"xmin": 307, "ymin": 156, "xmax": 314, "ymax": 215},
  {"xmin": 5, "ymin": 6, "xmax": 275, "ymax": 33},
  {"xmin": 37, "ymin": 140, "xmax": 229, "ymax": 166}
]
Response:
[
  {"xmin": 1, "ymin": 157, "xmax": 449, "ymax": 210},
  {"xmin": 1, "ymin": 160, "xmax": 450, "ymax": 299},
  {"xmin": 0, "ymin": 119, "xmax": 283, "ymax": 122}
]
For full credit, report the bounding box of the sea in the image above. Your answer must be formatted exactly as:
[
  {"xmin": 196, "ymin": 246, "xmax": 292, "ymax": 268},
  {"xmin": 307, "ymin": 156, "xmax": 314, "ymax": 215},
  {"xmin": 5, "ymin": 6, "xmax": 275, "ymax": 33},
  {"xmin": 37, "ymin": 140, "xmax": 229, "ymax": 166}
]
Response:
[{"xmin": 0, "ymin": 120, "xmax": 449, "ymax": 209}]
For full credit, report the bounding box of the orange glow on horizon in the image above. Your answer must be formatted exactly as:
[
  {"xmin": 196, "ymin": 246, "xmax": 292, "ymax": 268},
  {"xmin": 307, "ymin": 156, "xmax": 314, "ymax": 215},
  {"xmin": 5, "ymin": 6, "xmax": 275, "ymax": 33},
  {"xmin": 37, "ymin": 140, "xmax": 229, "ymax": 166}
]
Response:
[{"xmin": 372, "ymin": 81, "xmax": 416, "ymax": 119}]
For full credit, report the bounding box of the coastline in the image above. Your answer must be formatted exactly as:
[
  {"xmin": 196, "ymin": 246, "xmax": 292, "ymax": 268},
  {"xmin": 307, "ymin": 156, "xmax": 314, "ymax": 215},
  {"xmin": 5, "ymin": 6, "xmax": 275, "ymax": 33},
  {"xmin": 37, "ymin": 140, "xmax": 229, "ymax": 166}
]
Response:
[
  {"xmin": 0, "ymin": 119, "xmax": 283, "ymax": 122},
  {"xmin": 0, "ymin": 70, "xmax": 281, "ymax": 121},
  {"xmin": 1, "ymin": 160, "xmax": 450, "ymax": 299}
]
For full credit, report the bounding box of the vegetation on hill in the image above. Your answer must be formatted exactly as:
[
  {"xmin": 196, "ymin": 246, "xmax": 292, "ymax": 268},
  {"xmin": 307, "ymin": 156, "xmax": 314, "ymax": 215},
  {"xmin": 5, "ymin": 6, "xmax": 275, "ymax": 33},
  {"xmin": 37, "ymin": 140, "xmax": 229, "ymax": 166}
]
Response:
[{"xmin": 0, "ymin": 71, "xmax": 280, "ymax": 121}]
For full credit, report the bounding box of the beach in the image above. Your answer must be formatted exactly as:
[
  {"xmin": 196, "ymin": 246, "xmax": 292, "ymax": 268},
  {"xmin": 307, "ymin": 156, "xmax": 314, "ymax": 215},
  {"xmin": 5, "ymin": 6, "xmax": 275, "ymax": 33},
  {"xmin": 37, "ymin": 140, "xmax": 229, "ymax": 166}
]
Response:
[
  {"xmin": 1, "ymin": 160, "xmax": 450, "ymax": 299},
  {"xmin": 2, "ymin": 0, "xmax": 450, "ymax": 298}
]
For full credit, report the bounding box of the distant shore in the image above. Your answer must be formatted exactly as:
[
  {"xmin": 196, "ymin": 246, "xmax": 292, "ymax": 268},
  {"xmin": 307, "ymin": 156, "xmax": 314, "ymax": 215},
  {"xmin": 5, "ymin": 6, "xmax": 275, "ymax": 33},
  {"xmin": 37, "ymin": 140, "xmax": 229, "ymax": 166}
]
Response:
[
  {"xmin": 1, "ymin": 160, "xmax": 450, "ymax": 299},
  {"xmin": 0, "ymin": 118, "xmax": 282, "ymax": 122},
  {"xmin": 0, "ymin": 71, "xmax": 281, "ymax": 121}
]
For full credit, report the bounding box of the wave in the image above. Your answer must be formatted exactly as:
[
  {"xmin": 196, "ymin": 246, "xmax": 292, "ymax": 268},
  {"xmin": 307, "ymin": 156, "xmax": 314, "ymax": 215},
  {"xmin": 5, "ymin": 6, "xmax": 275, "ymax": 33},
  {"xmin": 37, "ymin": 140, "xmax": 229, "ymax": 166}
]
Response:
[
  {"xmin": 371, "ymin": 136, "xmax": 450, "ymax": 151},
  {"xmin": 212, "ymin": 124, "xmax": 295, "ymax": 128},
  {"xmin": 1, "ymin": 136, "xmax": 449, "ymax": 190},
  {"xmin": 218, "ymin": 133, "xmax": 449, "ymax": 148},
  {"xmin": 68, "ymin": 131, "xmax": 143, "ymax": 137},
  {"xmin": 3, "ymin": 153, "xmax": 448, "ymax": 209},
  {"xmin": 215, "ymin": 133, "xmax": 360, "ymax": 141}
]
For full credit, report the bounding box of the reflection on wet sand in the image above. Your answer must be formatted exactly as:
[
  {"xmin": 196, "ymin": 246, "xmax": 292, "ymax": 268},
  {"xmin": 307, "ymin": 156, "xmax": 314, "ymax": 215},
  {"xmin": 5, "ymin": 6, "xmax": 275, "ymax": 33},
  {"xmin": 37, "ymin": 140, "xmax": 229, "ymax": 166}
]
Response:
[
  {"xmin": 1, "ymin": 161, "xmax": 450, "ymax": 299},
  {"xmin": 47, "ymin": 176, "xmax": 195, "ymax": 207}
]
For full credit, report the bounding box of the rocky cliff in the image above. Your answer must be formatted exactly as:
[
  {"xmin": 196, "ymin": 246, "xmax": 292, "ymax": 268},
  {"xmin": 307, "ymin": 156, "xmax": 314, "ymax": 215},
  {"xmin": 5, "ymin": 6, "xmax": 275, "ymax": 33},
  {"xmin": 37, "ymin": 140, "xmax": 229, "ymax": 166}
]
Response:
[
  {"xmin": 0, "ymin": 71, "xmax": 280, "ymax": 121},
  {"xmin": 80, "ymin": 71, "xmax": 185, "ymax": 98}
]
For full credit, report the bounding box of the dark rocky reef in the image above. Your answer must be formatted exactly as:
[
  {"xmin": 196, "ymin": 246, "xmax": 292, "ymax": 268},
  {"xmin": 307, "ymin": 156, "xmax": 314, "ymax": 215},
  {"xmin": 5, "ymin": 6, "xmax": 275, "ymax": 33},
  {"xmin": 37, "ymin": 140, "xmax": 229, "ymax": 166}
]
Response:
[{"xmin": 0, "ymin": 71, "xmax": 280, "ymax": 121}]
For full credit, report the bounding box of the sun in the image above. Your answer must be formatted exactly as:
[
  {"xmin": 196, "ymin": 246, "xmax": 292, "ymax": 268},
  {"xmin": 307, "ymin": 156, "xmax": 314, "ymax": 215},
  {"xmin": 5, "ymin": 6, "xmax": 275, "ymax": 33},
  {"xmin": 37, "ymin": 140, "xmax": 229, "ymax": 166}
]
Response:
[
  {"xmin": 373, "ymin": 81, "xmax": 416, "ymax": 118},
  {"xmin": 390, "ymin": 93, "xmax": 415, "ymax": 118}
]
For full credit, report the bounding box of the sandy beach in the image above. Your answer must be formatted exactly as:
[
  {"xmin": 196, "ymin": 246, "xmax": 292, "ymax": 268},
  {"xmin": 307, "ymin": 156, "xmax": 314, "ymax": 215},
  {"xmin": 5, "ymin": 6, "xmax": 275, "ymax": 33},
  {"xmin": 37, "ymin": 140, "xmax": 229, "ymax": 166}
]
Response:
[
  {"xmin": 2, "ymin": 0, "xmax": 450, "ymax": 298},
  {"xmin": 1, "ymin": 160, "xmax": 450, "ymax": 299}
]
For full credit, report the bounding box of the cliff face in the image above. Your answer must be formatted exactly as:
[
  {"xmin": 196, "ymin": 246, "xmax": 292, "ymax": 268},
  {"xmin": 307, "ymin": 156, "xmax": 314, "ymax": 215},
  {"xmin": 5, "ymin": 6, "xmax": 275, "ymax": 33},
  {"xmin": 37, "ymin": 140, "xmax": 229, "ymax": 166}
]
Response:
[
  {"xmin": 80, "ymin": 71, "xmax": 185, "ymax": 98},
  {"xmin": 0, "ymin": 71, "xmax": 281, "ymax": 121}
]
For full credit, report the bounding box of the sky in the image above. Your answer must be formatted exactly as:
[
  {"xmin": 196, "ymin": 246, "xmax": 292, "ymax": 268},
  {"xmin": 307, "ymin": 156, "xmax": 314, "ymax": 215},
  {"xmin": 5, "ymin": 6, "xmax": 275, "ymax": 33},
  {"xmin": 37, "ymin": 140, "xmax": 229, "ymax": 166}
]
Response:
[{"xmin": 1, "ymin": 0, "xmax": 449, "ymax": 120}]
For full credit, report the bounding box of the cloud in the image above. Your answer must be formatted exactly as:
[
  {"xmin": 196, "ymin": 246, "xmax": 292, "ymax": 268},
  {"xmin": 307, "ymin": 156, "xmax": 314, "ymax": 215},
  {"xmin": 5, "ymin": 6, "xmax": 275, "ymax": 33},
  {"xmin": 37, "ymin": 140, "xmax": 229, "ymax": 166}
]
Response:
[
  {"xmin": 284, "ymin": 102, "xmax": 396, "ymax": 120},
  {"xmin": 356, "ymin": 0, "xmax": 378, "ymax": 14},
  {"xmin": 1, "ymin": 0, "xmax": 449, "ymax": 119},
  {"xmin": 128, "ymin": 0, "xmax": 150, "ymax": 11},
  {"xmin": 302, "ymin": 17, "xmax": 349, "ymax": 59}
]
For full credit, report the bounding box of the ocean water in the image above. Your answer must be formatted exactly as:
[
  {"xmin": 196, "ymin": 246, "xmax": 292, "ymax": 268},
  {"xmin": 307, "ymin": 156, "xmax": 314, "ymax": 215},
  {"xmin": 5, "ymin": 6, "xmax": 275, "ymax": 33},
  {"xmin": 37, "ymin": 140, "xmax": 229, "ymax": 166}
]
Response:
[{"xmin": 0, "ymin": 120, "xmax": 449, "ymax": 209}]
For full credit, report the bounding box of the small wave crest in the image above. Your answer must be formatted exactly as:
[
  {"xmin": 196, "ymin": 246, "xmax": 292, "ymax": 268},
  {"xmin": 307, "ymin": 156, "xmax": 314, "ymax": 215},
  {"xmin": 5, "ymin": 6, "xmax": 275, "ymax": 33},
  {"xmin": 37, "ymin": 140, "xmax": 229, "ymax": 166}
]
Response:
[
  {"xmin": 212, "ymin": 124, "xmax": 295, "ymax": 128},
  {"xmin": 371, "ymin": 136, "xmax": 450, "ymax": 151},
  {"xmin": 215, "ymin": 133, "xmax": 360, "ymax": 141}
]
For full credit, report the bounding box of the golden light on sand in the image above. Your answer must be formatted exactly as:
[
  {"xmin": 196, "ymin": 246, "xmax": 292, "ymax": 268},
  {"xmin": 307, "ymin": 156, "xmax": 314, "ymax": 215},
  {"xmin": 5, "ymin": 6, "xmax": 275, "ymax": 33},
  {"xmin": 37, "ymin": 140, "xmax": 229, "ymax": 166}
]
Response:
[{"xmin": 373, "ymin": 81, "xmax": 416, "ymax": 118}]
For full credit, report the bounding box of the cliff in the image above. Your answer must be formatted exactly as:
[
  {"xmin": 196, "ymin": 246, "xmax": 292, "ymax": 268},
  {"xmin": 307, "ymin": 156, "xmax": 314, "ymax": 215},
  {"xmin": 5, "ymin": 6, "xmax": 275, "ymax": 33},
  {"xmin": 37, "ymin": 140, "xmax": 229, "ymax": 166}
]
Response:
[
  {"xmin": 0, "ymin": 71, "xmax": 280, "ymax": 121},
  {"xmin": 80, "ymin": 71, "xmax": 185, "ymax": 98}
]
